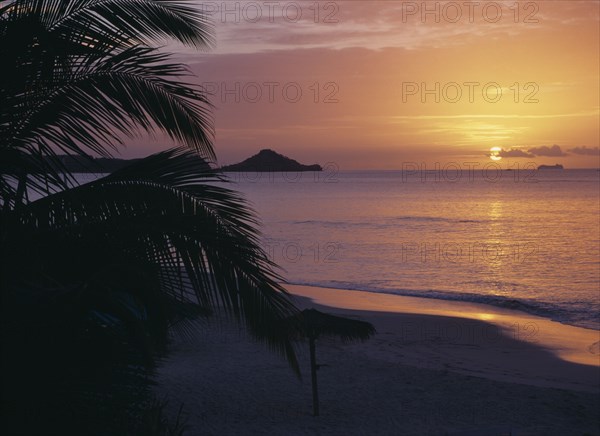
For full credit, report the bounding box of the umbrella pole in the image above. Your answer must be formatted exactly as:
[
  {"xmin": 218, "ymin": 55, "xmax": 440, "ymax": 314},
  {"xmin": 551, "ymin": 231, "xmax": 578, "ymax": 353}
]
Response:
[{"xmin": 309, "ymin": 336, "xmax": 319, "ymax": 416}]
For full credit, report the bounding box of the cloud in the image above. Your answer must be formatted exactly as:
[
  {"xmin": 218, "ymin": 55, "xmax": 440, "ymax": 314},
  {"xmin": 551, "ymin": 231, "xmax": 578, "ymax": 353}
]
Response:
[
  {"xmin": 169, "ymin": 0, "xmax": 600, "ymax": 55},
  {"xmin": 528, "ymin": 145, "xmax": 567, "ymax": 157},
  {"xmin": 499, "ymin": 148, "xmax": 535, "ymax": 158},
  {"xmin": 568, "ymin": 146, "xmax": 600, "ymax": 156}
]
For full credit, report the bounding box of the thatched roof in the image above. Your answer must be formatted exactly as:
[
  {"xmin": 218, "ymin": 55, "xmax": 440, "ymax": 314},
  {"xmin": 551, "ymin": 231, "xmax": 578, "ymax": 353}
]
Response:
[{"xmin": 286, "ymin": 308, "xmax": 376, "ymax": 341}]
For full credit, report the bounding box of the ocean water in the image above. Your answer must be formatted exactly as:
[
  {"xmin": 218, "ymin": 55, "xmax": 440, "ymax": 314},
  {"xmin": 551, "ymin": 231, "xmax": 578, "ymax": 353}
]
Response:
[{"xmin": 224, "ymin": 168, "xmax": 600, "ymax": 330}]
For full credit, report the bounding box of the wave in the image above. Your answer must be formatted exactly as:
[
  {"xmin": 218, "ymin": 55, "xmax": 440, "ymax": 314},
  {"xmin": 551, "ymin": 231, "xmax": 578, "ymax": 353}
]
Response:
[
  {"xmin": 290, "ymin": 216, "xmax": 486, "ymax": 227},
  {"xmin": 288, "ymin": 280, "xmax": 600, "ymax": 331},
  {"xmin": 390, "ymin": 216, "xmax": 484, "ymax": 223}
]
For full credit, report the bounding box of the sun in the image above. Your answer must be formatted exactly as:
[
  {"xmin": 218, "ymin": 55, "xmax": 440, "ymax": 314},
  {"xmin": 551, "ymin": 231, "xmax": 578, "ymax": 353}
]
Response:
[{"xmin": 489, "ymin": 146, "xmax": 502, "ymax": 161}]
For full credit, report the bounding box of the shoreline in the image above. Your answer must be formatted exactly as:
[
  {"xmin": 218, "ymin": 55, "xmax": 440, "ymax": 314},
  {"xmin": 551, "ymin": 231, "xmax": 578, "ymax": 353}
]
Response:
[
  {"xmin": 155, "ymin": 283, "xmax": 599, "ymax": 435},
  {"xmin": 285, "ymin": 285, "xmax": 600, "ymax": 368},
  {"xmin": 286, "ymin": 281, "xmax": 599, "ymax": 332}
]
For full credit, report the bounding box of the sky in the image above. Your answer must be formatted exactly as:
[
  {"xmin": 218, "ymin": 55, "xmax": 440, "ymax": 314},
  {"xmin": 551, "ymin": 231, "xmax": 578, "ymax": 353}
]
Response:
[{"xmin": 126, "ymin": 1, "xmax": 600, "ymax": 169}]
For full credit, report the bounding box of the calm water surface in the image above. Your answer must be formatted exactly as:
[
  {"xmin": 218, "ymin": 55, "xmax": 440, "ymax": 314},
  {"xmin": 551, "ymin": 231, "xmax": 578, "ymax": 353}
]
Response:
[{"xmin": 225, "ymin": 169, "xmax": 600, "ymax": 330}]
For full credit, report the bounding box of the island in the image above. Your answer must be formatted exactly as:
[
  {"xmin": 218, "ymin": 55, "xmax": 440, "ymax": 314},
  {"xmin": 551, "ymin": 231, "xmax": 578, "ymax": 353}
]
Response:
[
  {"xmin": 34, "ymin": 155, "xmax": 141, "ymax": 173},
  {"xmin": 220, "ymin": 149, "xmax": 322, "ymax": 172},
  {"xmin": 538, "ymin": 164, "xmax": 564, "ymax": 170},
  {"xmin": 32, "ymin": 149, "xmax": 322, "ymax": 174}
]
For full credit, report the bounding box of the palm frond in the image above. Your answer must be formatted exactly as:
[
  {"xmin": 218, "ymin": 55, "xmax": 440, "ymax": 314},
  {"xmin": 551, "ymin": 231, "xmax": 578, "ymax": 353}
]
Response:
[
  {"xmin": 11, "ymin": 46, "xmax": 214, "ymax": 161},
  {"xmin": 0, "ymin": 0, "xmax": 215, "ymax": 207},
  {"xmin": 1, "ymin": 45, "xmax": 214, "ymax": 204},
  {"xmin": 1, "ymin": 0, "xmax": 214, "ymax": 52},
  {"xmin": 4, "ymin": 147, "xmax": 300, "ymax": 372}
]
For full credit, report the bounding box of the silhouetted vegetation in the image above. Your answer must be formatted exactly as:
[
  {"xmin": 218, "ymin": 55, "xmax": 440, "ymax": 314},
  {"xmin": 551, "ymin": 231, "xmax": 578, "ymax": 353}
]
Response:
[{"xmin": 1, "ymin": 1, "xmax": 299, "ymax": 434}]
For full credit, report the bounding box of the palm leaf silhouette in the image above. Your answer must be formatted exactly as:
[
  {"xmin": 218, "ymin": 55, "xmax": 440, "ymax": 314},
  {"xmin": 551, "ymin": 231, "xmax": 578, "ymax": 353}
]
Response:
[
  {"xmin": 1, "ymin": 1, "xmax": 304, "ymax": 433},
  {"xmin": 1, "ymin": 0, "xmax": 214, "ymax": 207},
  {"xmin": 1, "ymin": 148, "xmax": 301, "ymax": 433}
]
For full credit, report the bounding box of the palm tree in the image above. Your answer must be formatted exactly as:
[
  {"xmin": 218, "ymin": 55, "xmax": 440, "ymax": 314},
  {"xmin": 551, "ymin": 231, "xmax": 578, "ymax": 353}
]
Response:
[
  {"xmin": 1, "ymin": 1, "xmax": 300, "ymax": 433},
  {"xmin": 287, "ymin": 309, "xmax": 376, "ymax": 416},
  {"xmin": 1, "ymin": 0, "xmax": 214, "ymax": 208}
]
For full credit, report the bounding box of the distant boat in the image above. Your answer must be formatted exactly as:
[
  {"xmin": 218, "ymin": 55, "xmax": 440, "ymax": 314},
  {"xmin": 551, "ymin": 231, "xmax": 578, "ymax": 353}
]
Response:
[{"xmin": 537, "ymin": 164, "xmax": 564, "ymax": 170}]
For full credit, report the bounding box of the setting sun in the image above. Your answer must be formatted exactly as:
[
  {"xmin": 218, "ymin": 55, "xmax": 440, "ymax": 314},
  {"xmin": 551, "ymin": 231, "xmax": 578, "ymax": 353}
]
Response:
[{"xmin": 490, "ymin": 146, "xmax": 502, "ymax": 161}]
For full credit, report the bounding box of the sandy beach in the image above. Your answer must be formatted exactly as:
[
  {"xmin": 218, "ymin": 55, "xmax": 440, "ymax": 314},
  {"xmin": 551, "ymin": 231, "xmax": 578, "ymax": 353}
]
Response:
[{"xmin": 155, "ymin": 285, "xmax": 600, "ymax": 435}]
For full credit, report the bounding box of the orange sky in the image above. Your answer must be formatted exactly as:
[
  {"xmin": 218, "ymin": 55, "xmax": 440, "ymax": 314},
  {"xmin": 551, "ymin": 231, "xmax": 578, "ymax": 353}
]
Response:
[{"xmin": 126, "ymin": 1, "xmax": 600, "ymax": 169}]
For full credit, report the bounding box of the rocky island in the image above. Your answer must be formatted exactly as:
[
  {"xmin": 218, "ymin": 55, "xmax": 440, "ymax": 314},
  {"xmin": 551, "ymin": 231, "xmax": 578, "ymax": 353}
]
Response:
[{"xmin": 220, "ymin": 149, "xmax": 322, "ymax": 172}]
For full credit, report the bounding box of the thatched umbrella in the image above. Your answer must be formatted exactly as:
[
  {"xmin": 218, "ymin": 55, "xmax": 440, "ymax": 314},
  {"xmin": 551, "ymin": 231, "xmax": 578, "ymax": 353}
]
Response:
[{"xmin": 286, "ymin": 308, "xmax": 376, "ymax": 416}]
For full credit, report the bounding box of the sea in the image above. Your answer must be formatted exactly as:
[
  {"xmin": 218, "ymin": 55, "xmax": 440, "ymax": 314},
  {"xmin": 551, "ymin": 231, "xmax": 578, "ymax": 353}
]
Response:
[
  {"xmin": 223, "ymin": 168, "xmax": 600, "ymax": 331},
  {"xmin": 66, "ymin": 168, "xmax": 599, "ymax": 330}
]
